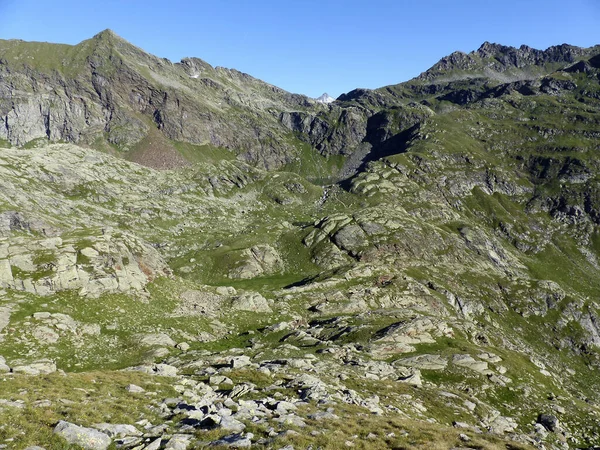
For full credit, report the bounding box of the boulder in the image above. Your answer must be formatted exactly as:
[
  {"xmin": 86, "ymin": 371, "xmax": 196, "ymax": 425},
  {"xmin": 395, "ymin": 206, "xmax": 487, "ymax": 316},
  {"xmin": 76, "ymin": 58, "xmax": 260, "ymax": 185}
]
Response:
[
  {"xmin": 12, "ymin": 359, "xmax": 57, "ymax": 375},
  {"xmin": 164, "ymin": 434, "xmax": 194, "ymax": 449},
  {"xmin": 228, "ymin": 245, "xmax": 283, "ymax": 279},
  {"xmin": 332, "ymin": 224, "xmax": 368, "ymax": 254},
  {"xmin": 210, "ymin": 432, "xmax": 253, "ymax": 448},
  {"xmin": 537, "ymin": 413, "xmax": 560, "ymax": 432},
  {"xmin": 487, "ymin": 415, "xmax": 517, "ymax": 434},
  {"xmin": 397, "ymin": 367, "xmax": 422, "ymax": 386},
  {"xmin": 231, "ymin": 293, "xmax": 271, "ymax": 313},
  {"xmin": 393, "ymin": 354, "xmax": 448, "ymax": 370},
  {"xmin": 136, "ymin": 333, "xmax": 176, "ymax": 347},
  {"xmin": 220, "ymin": 416, "xmax": 246, "ymax": 432},
  {"xmin": 452, "ymin": 354, "xmax": 489, "ymax": 373},
  {"xmin": 0, "ymin": 355, "xmax": 10, "ymax": 373},
  {"xmin": 129, "ymin": 363, "xmax": 178, "ymax": 377},
  {"xmin": 230, "ymin": 355, "xmax": 252, "ymax": 368},
  {"xmin": 125, "ymin": 384, "xmax": 145, "ymax": 393},
  {"xmin": 92, "ymin": 423, "xmax": 142, "ymax": 438},
  {"xmin": 176, "ymin": 342, "xmax": 190, "ymax": 351},
  {"xmin": 54, "ymin": 421, "xmax": 111, "ymax": 450}
]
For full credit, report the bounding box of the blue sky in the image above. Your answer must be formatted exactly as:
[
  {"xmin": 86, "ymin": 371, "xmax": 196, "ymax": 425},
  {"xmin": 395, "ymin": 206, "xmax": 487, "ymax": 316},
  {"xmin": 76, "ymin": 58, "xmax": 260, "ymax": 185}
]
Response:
[{"xmin": 0, "ymin": 0, "xmax": 598, "ymax": 98}]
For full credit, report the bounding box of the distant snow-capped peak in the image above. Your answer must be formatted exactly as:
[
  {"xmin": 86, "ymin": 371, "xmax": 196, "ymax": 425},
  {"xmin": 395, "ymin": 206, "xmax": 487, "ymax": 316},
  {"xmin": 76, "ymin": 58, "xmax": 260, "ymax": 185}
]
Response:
[{"xmin": 315, "ymin": 93, "xmax": 335, "ymax": 104}]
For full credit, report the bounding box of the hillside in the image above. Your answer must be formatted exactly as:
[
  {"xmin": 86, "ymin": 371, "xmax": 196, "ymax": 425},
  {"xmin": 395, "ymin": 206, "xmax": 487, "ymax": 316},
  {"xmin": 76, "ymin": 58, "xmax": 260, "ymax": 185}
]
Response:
[{"xmin": 1, "ymin": 32, "xmax": 600, "ymax": 449}]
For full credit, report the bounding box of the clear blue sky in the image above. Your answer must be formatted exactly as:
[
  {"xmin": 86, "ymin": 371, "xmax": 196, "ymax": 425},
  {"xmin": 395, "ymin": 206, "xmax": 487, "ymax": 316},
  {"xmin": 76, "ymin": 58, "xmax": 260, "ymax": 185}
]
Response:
[{"xmin": 0, "ymin": 0, "xmax": 598, "ymax": 98}]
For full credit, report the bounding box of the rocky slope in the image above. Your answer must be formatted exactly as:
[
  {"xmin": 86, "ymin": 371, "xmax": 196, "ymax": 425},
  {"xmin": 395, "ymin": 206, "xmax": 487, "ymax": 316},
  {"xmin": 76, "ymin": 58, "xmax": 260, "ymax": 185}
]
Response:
[{"xmin": 1, "ymin": 33, "xmax": 600, "ymax": 450}]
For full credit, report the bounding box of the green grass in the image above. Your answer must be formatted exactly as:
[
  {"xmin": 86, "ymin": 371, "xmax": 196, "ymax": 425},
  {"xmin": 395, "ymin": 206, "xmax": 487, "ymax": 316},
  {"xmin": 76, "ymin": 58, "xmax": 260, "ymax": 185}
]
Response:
[
  {"xmin": 172, "ymin": 141, "xmax": 235, "ymax": 164},
  {"xmin": 281, "ymin": 136, "xmax": 346, "ymax": 184},
  {"xmin": 0, "ymin": 371, "xmax": 178, "ymax": 449}
]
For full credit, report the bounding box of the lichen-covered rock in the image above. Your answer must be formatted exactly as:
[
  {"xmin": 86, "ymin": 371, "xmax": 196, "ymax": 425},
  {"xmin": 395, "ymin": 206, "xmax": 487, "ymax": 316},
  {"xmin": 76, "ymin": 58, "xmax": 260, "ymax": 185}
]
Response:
[
  {"xmin": 54, "ymin": 421, "xmax": 112, "ymax": 450},
  {"xmin": 227, "ymin": 245, "xmax": 283, "ymax": 279},
  {"xmin": 11, "ymin": 359, "xmax": 57, "ymax": 375},
  {"xmin": 92, "ymin": 423, "xmax": 142, "ymax": 438},
  {"xmin": 231, "ymin": 292, "xmax": 271, "ymax": 313},
  {"xmin": 0, "ymin": 229, "xmax": 170, "ymax": 298},
  {"xmin": 136, "ymin": 333, "xmax": 176, "ymax": 348}
]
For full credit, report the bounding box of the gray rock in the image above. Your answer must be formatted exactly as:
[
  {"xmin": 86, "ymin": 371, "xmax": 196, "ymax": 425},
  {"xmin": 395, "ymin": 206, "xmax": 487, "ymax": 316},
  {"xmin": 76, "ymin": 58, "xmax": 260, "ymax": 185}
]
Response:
[
  {"xmin": 332, "ymin": 224, "xmax": 368, "ymax": 254},
  {"xmin": 308, "ymin": 410, "xmax": 339, "ymax": 421},
  {"xmin": 32, "ymin": 326, "xmax": 60, "ymax": 344},
  {"xmin": 397, "ymin": 367, "xmax": 422, "ymax": 386},
  {"xmin": 290, "ymin": 374, "xmax": 330, "ymax": 401},
  {"xmin": 217, "ymin": 407, "xmax": 234, "ymax": 417},
  {"xmin": 176, "ymin": 290, "xmax": 225, "ymax": 317},
  {"xmin": 0, "ymin": 355, "xmax": 9, "ymax": 373},
  {"xmin": 32, "ymin": 312, "xmax": 52, "ymax": 320},
  {"xmin": 230, "ymin": 355, "xmax": 252, "ymax": 368},
  {"xmin": 125, "ymin": 384, "xmax": 145, "ymax": 393},
  {"xmin": 216, "ymin": 286, "xmax": 237, "ymax": 296},
  {"xmin": 0, "ymin": 306, "xmax": 11, "ymax": 334},
  {"xmin": 231, "ymin": 293, "xmax": 271, "ymax": 313},
  {"xmin": 452, "ymin": 354, "xmax": 489, "ymax": 373},
  {"xmin": 164, "ymin": 434, "xmax": 193, "ymax": 449},
  {"xmin": 537, "ymin": 413, "xmax": 560, "ymax": 432},
  {"xmin": 394, "ymin": 354, "xmax": 448, "ymax": 370},
  {"xmin": 129, "ymin": 363, "xmax": 178, "ymax": 377},
  {"xmin": 136, "ymin": 333, "xmax": 176, "ymax": 347},
  {"xmin": 228, "ymin": 245, "xmax": 283, "ymax": 279},
  {"xmin": 210, "ymin": 432, "xmax": 253, "ymax": 448},
  {"xmin": 0, "ymin": 211, "xmax": 40, "ymax": 234},
  {"xmin": 275, "ymin": 414, "xmax": 306, "ymax": 427},
  {"xmin": 229, "ymin": 383, "xmax": 255, "ymax": 399},
  {"xmin": 12, "ymin": 359, "xmax": 57, "ymax": 375},
  {"xmin": 220, "ymin": 416, "xmax": 246, "ymax": 432},
  {"xmin": 54, "ymin": 421, "xmax": 112, "ymax": 450},
  {"xmin": 114, "ymin": 436, "xmax": 143, "ymax": 447},
  {"xmin": 534, "ymin": 423, "xmax": 549, "ymax": 438},
  {"xmin": 176, "ymin": 342, "xmax": 190, "ymax": 351},
  {"xmin": 0, "ymin": 399, "xmax": 25, "ymax": 408},
  {"xmin": 143, "ymin": 438, "xmax": 162, "ymax": 450},
  {"xmin": 487, "ymin": 415, "xmax": 517, "ymax": 434},
  {"xmin": 274, "ymin": 401, "xmax": 297, "ymax": 414},
  {"xmin": 210, "ymin": 375, "xmax": 233, "ymax": 386},
  {"xmin": 92, "ymin": 423, "xmax": 142, "ymax": 438},
  {"xmin": 477, "ymin": 352, "xmax": 502, "ymax": 363},
  {"xmin": 267, "ymin": 321, "xmax": 290, "ymax": 332}
]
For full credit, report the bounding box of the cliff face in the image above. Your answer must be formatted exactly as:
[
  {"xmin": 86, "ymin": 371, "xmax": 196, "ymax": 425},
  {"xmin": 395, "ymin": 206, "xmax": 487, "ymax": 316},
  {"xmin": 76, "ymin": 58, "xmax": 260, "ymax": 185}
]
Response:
[
  {"xmin": 0, "ymin": 30, "xmax": 318, "ymax": 169},
  {"xmin": 4, "ymin": 32, "xmax": 597, "ymax": 177}
]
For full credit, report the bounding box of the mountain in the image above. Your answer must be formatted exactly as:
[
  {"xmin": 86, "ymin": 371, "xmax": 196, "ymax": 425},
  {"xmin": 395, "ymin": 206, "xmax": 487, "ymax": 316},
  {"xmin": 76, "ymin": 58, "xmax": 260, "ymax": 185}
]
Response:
[
  {"xmin": 315, "ymin": 92, "xmax": 336, "ymax": 104},
  {"xmin": 0, "ymin": 29, "xmax": 317, "ymax": 170},
  {"xmin": 1, "ymin": 32, "xmax": 600, "ymax": 449}
]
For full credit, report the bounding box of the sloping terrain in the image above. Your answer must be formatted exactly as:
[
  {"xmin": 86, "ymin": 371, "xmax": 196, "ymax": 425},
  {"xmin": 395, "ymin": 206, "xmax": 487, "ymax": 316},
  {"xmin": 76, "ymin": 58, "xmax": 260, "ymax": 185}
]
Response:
[{"xmin": 1, "ymin": 33, "xmax": 600, "ymax": 450}]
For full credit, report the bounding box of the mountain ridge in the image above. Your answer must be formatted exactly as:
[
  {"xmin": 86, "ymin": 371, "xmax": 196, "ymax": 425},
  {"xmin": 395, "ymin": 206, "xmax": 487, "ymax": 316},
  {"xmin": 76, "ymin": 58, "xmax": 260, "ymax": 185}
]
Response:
[
  {"xmin": 1, "ymin": 31, "xmax": 598, "ymax": 178},
  {"xmin": 2, "ymin": 31, "xmax": 600, "ymax": 449}
]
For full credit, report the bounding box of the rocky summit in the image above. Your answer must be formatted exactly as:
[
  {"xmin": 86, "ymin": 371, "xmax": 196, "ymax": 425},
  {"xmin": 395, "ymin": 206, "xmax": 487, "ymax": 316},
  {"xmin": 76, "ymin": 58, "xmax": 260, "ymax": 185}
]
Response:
[{"xmin": 1, "ymin": 30, "xmax": 600, "ymax": 450}]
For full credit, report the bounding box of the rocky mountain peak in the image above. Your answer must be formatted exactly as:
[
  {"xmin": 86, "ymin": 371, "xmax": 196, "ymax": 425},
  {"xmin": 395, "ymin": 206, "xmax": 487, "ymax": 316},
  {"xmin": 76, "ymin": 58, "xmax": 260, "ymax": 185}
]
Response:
[
  {"xmin": 417, "ymin": 41, "xmax": 599, "ymax": 83},
  {"xmin": 86, "ymin": 28, "xmax": 150, "ymax": 63},
  {"xmin": 93, "ymin": 28, "xmax": 118, "ymax": 39},
  {"xmin": 92, "ymin": 28, "xmax": 127, "ymax": 42},
  {"xmin": 315, "ymin": 93, "xmax": 336, "ymax": 104},
  {"xmin": 475, "ymin": 41, "xmax": 515, "ymax": 58}
]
